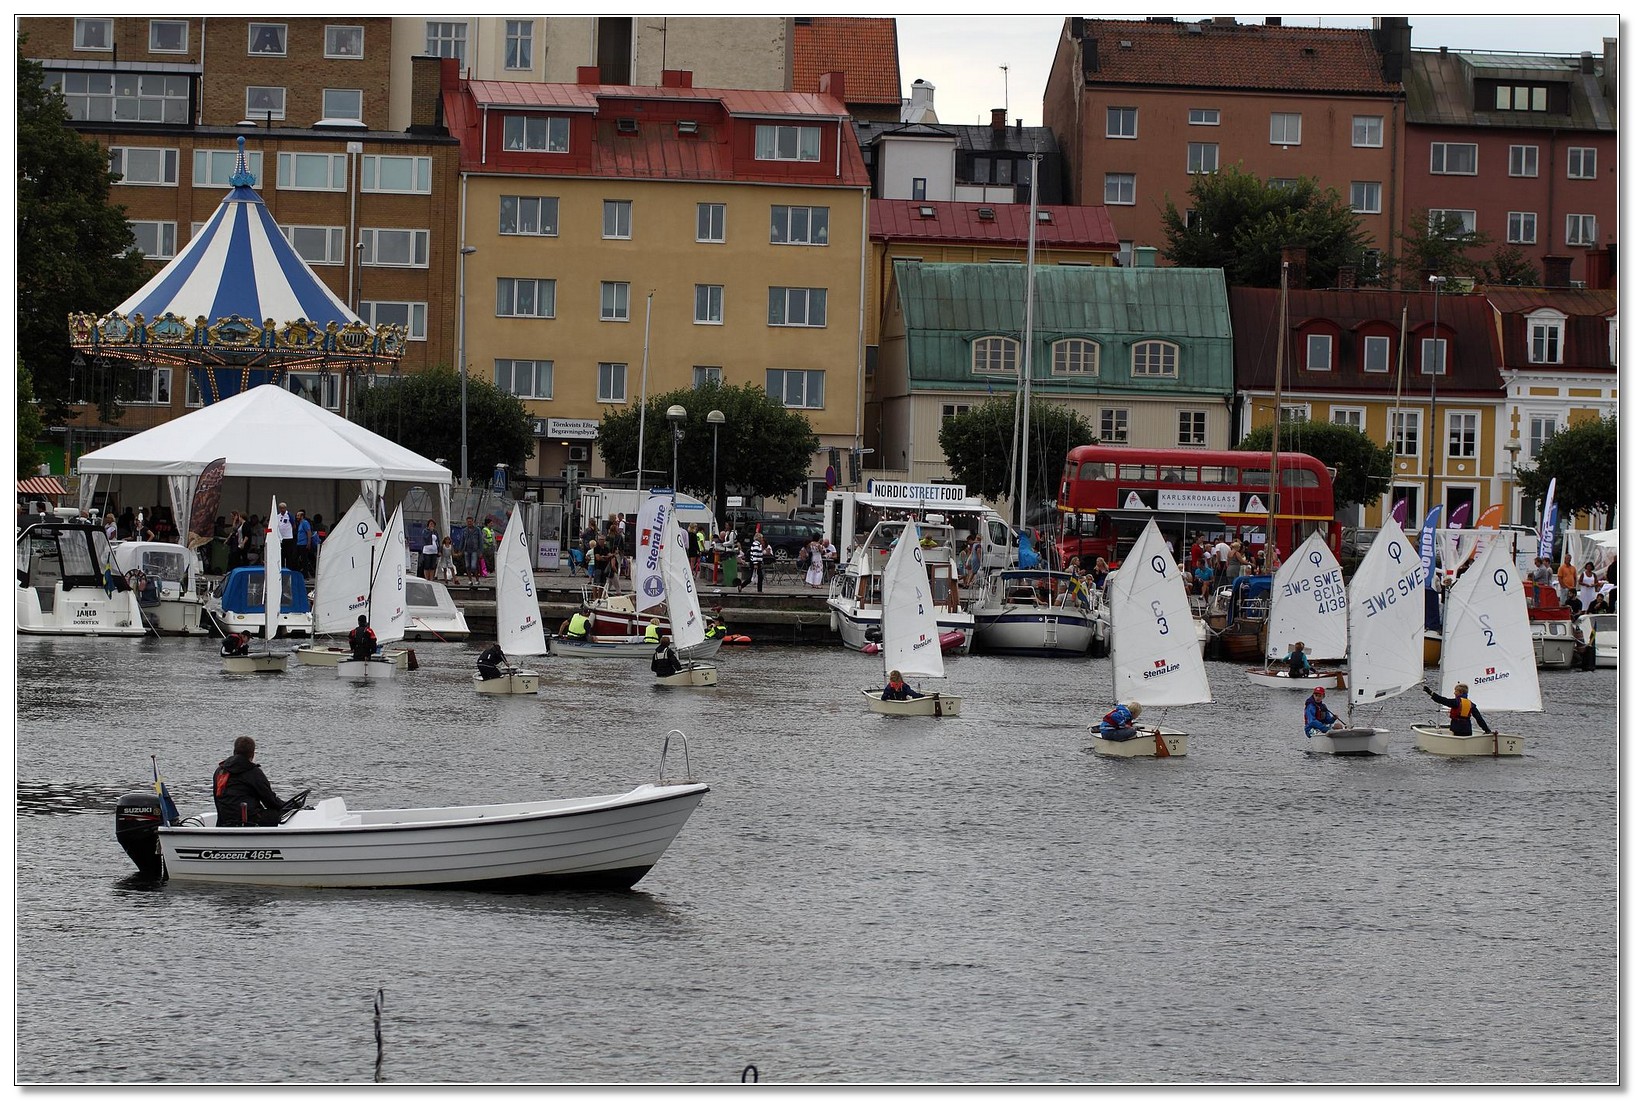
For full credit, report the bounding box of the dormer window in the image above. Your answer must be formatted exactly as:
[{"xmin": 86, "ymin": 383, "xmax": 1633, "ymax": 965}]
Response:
[
  {"xmin": 1037, "ymin": 211, "xmax": 1053, "ymax": 223},
  {"xmin": 677, "ymin": 120, "xmax": 698, "ymax": 135},
  {"xmin": 918, "ymin": 206, "xmax": 936, "ymax": 218},
  {"xmin": 502, "ymin": 115, "xmax": 569, "ymax": 153},
  {"xmin": 977, "ymin": 207, "xmax": 996, "ymax": 221},
  {"xmin": 616, "ymin": 117, "xmax": 638, "ymax": 135}
]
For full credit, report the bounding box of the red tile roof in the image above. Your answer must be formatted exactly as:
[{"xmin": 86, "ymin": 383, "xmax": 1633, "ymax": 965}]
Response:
[
  {"xmin": 792, "ymin": 17, "xmax": 901, "ymax": 106},
  {"xmin": 466, "ymin": 80, "xmax": 848, "ymax": 118},
  {"xmin": 871, "ymin": 199, "xmax": 1118, "ymax": 250},
  {"xmin": 1077, "ymin": 18, "xmax": 1398, "ymax": 95}
]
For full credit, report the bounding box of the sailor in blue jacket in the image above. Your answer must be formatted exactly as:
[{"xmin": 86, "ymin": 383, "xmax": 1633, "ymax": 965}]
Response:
[
  {"xmin": 1099, "ymin": 701, "xmax": 1143, "ymax": 740},
  {"xmin": 1304, "ymin": 686, "xmax": 1344, "ymax": 737}
]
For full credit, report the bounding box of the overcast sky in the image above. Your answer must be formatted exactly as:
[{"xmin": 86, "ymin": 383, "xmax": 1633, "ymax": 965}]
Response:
[{"xmin": 895, "ymin": 14, "xmax": 1622, "ymax": 128}]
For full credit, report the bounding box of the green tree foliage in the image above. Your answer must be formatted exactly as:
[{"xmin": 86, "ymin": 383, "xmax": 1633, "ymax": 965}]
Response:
[
  {"xmin": 1159, "ymin": 166, "xmax": 1371, "ymax": 287},
  {"xmin": 1479, "ymin": 244, "xmax": 1542, "ymax": 288},
  {"xmin": 1236, "ymin": 419, "xmax": 1394, "ymax": 512},
  {"xmin": 1390, "ymin": 209, "xmax": 1492, "ymax": 286},
  {"xmin": 938, "ymin": 396, "xmax": 1097, "ymax": 508},
  {"xmin": 594, "ymin": 383, "xmax": 820, "ymax": 503},
  {"xmin": 1515, "ymin": 415, "xmax": 1617, "ymax": 520},
  {"xmin": 16, "ymin": 43, "xmax": 147, "ymax": 424},
  {"xmin": 353, "ymin": 365, "xmax": 535, "ymax": 477},
  {"xmin": 17, "ymin": 362, "xmax": 45, "ymax": 476}
]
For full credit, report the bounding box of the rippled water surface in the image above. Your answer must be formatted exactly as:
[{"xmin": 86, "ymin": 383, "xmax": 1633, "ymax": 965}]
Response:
[{"xmin": 13, "ymin": 633, "xmax": 1619, "ymax": 1084}]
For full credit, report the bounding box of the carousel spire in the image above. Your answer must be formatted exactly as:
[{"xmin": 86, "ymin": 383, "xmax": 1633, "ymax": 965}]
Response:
[{"xmin": 229, "ymin": 135, "xmax": 256, "ymax": 188}]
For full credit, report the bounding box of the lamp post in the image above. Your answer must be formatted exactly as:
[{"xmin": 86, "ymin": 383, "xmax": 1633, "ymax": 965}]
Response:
[
  {"xmin": 707, "ymin": 409, "xmax": 725, "ymax": 527},
  {"xmin": 1504, "ymin": 432, "xmax": 1522, "ymax": 523},
  {"xmin": 457, "ymin": 244, "xmax": 478, "ymax": 487},
  {"xmin": 1426, "ymin": 273, "xmax": 1444, "ymax": 521},
  {"xmin": 667, "ymin": 404, "xmax": 687, "ymax": 496}
]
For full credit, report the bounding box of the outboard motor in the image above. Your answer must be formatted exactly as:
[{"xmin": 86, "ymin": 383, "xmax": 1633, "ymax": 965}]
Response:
[
  {"xmin": 115, "ymin": 792, "xmax": 167, "ymax": 879},
  {"xmin": 864, "ymin": 624, "xmax": 883, "ymax": 644}
]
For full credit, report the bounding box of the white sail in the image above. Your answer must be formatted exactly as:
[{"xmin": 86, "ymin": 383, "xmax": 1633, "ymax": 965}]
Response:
[
  {"xmin": 311, "ymin": 497, "xmax": 377, "ymax": 637},
  {"xmin": 1263, "ymin": 531, "xmax": 1348, "ymax": 661},
  {"xmin": 1346, "ymin": 517, "xmax": 1426, "ymax": 706},
  {"xmin": 370, "ymin": 505, "xmax": 408, "ymax": 645},
  {"xmin": 495, "ymin": 503, "xmax": 549, "ymax": 657},
  {"xmin": 1107, "ymin": 519, "xmax": 1211, "ymax": 707},
  {"xmin": 1437, "ymin": 538, "xmax": 1541, "ymax": 712},
  {"xmin": 880, "ymin": 522, "xmax": 945, "ymax": 680},
  {"xmin": 660, "ymin": 509, "xmax": 707, "ymax": 652},
  {"xmin": 632, "ymin": 493, "xmax": 671, "ymax": 614},
  {"xmin": 262, "ymin": 494, "xmax": 281, "ymax": 641}
]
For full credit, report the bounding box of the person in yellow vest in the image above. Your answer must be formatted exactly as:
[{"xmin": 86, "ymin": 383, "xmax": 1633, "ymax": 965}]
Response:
[
  {"xmin": 565, "ymin": 608, "xmax": 591, "ymax": 639},
  {"xmin": 644, "ymin": 617, "xmax": 662, "ymax": 643},
  {"xmin": 1421, "ymin": 682, "xmax": 1494, "ymax": 737}
]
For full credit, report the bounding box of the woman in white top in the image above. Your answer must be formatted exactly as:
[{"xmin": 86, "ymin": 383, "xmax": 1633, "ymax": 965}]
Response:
[{"xmin": 803, "ymin": 537, "xmax": 825, "ymax": 588}]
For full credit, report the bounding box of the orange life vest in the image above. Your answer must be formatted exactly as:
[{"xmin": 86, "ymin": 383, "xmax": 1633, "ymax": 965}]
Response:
[{"xmin": 1450, "ymin": 698, "xmax": 1473, "ymax": 722}]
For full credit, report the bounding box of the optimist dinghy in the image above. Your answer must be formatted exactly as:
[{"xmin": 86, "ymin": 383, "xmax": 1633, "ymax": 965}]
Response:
[{"xmin": 860, "ymin": 520, "xmax": 961, "ymax": 716}]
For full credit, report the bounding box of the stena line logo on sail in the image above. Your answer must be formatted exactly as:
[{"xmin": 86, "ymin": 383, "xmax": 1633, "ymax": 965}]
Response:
[
  {"xmin": 1144, "ymin": 657, "xmax": 1181, "ymax": 680},
  {"xmin": 1474, "ymin": 664, "xmax": 1510, "ymax": 687}
]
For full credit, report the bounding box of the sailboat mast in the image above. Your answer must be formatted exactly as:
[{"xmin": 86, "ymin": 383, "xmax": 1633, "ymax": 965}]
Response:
[
  {"xmin": 1387, "ymin": 305, "xmax": 1408, "ymax": 512},
  {"xmin": 1270, "ymin": 260, "xmax": 1287, "ymax": 548},
  {"xmin": 635, "ymin": 291, "xmax": 653, "ymax": 495},
  {"xmin": 1014, "ymin": 152, "xmax": 1042, "ymax": 531}
]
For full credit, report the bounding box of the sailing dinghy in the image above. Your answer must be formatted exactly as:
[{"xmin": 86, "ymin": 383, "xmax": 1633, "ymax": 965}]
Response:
[
  {"xmin": 653, "ymin": 507, "xmax": 718, "ymax": 687},
  {"xmin": 1246, "ymin": 531, "xmax": 1347, "ymax": 689},
  {"xmin": 861, "ymin": 521, "xmax": 961, "ymax": 716},
  {"xmin": 1412, "ymin": 538, "xmax": 1535, "ymax": 756},
  {"xmin": 296, "ymin": 498, "xmax": 399, "ymax": 668},
  {"xmin": 1093, "ymin": 519, "xmax": 1209, "ymax": 756},
  {"xmin": 222, "ymin": 495, "xmax": 290, "ymax": 673},
  {"xmin": 476, "ymin": 503, "xmax": 550, "ymax": 694}
]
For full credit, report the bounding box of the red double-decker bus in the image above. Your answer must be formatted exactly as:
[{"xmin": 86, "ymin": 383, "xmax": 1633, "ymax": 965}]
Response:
[{"xmin": 1055, "ymin": 445, "xmax": 1340, "ymax": 566}]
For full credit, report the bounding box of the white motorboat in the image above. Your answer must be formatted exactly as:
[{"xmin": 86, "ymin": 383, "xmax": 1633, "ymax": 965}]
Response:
[
  {"xmin": 222, "ymin": 497, "xmax": 290, "ymax": 672},
  {"xmin": 650, "ymin": 505, "xmax": 719, "ymax": 689},
  {"xmin": 1092, "ymin": 518, "xmax": 1209, "ymax": 757},
  {"xmin": 829, "ymin": 518, "xmax": 974, "ymax": 654},
  {"xmin": 1529, "ymin": 609, "xmax": 1577, "ymax": 669},
  {"xmin": 15, "ymin": 515, "xmax": 146, "ymax": 636},
  {"xmin": 1246, "ymin": 531, "xmax": 1348, "ymax": 691},
  {"xmin": 1413, "ymin": 539, "xmax": 1540, "ymax": 757},
  {"xmin": 114, "ymin": 734, "xmax": 710, "ymax": 890},
  {"xmin": 109, "ymin": 539, "xmax": 210, "ymax": 636},
  {"xmin": 549, "ymin": 633, "xmax": 656, "ymax": 659},
  {"xmin": 474, "ymin": 502, "xmax": 550, "ymax": 695},
  {"xmin": 1314, "ymin": 518, "xmax": 1426, "ymax": 756},
  {"xmin": 861, "ymin": 519, "xmax": 962, "ymax": 717},
  {"xmin": 402, "ymin": 576, "xmax": 471, "ymax": 640},
  {"xmin": 970, "ymin": 568, "xmax": 1101, "ymax": 656},
  {"xmin": 1581, "ymin": 612, "xmax": 1618, "ymax": 668}
]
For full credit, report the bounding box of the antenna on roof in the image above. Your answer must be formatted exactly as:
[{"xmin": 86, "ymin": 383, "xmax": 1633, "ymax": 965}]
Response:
[{"xmin": 1000, "ymin": 64, "xmax": 1009, "ymax": 115}]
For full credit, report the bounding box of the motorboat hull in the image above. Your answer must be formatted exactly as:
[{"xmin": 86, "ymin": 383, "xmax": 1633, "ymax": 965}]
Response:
[
  {"xmin": 152, "ymin": 783, "xmax": 710, "ymax": 889},
  {"xmin": 295, "ymin": 644, "xmax": 411, "ymax": 669},
  {"xmin": 860, "ymin": 688, "xmax": 961, "ymax": 717},
  {"xmin": 655, "ymin": 663, "xmax": 718, "ymax": 688},
  {"xmin": 1091, "ymin": 726, "xmax": 1188, "ymax": 758},
  {"xmin": 16, "ymin": 584, "xmax": 146, "ymax": 636},
  {"xmin": 831, "ymin": 601, "xmax": 974, "ymax": 655},
  {"xmin": 971, "ymin": 609, "xmax": 1095, "ymax": 656},
  {"xmin": 221, "ymin": 653, "xmax": 288, "ymax": 674},
  {"xmin": 1305, "ymin": 726, "xmax": 1388, "ymax": 755},
  {"xmin": 140, "ymin": 593, "xmax": 211, "ymax": 636},
  {"xmin": 550, "ymin": 635, "xmax": 723, "ymax": 660},
  {"xmin": 402, "ymin": 578, "xmax": 472, "ymax": 640},
  {"xmin": 336, "ymin": 657, "xmax": 398, "ymax": 680},
  {"xmin": 1412, "ymin": 724, "xmax": 1524, "ymax": 757},
  {"xmin": 1246, "ymin": 668, "xmax": 1343, "ymax": 690},
  {"xmin": 473, "ymin": 670, "xmax": 540, "ymax": 695}
]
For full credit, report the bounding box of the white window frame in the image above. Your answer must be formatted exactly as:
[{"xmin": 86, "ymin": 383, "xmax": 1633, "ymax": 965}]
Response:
[
  {"xmin": 600, "ymin": 282, "xmax": 631, "ymax": 322},
  {"xmin": 321, "ymin": 88, "xmax": 364, "ymax": 123},
  {"xmin": 109, "ymin": 147, "xmax": 179, "ymax": 187},
  {"xmin": 245, "ymin": 86, "xmax": 286, "ymax": 121},
  {"xmin": 149, "ymin": 20, "xmax": 188, "ymax": 53},
  {"xmin": 694, "ymin": 285, "xmax": 724, "ymax": 325},
  {"xmin": 504, "ymin": 20, "xmax": 534, "ymax": 70},
  {"xmin": 1363, "ymin": 334, "xmax": 1392, "ymax": 373},
  {"xmin": 1106, "ymin": 106, "xmax": 1138, "ymax": 139},
  {"xmin": 1509, "ymin": 145, "xmax": 1539, "ymax": 178},
  {"xmin": 1104, "ymin": 173, "xmax": 1135, "ymax": 205},
  {"xmin": 194, "ymin": 149, "xmax": 264, "ymax": 189},
  {"xmin": 1100, "ymin": 408, "xmax": 1130, "ymax": 444},
  {"xmin": 286, "ymin": 371, "xmax": 341, "ymax": 411},
  {"xmin": 75, "ymin": 18, "xmax": 112, "ymax": 50},
  {"xmin": 277, "ymin": 152, "xmax": 346, "ymax": 191},
  {"xmin": 1430, "ymin": 143, "xmax": 1478, "ymax": 175},
  {"xmin": 1528, "ymin": 415, "xmax": 1557, "ymax": 459},
  {"xmin": 1508, "ymin": 211, "xmax": 1538, "ymax": 245},
  {"xmin": 602, "ymin": 200, "xmax": 632, "ymax": 240},
  {"xmin": 1279, "ymin": 404, "xmax": 1312, "ymax": 424},
  {"xmin": 1446, "ymin": 411, "xmax": 1479, "ymax": 459},
  {"xmin": 597, "ymin": 362, "xmax": 628, "ymax": 403},
  {"xmin": 1189, "ymin": 108, "xmax": 1220, "ymax": 126},
  {"xmin": 1132, "ymin": 340, "xmax": 1179, "ymax": 378},
  {"xmin": 767, "ymin": 287, "xmax": 827, "ymax": 328},
  {"xmin": 1527, "ymin": 311, "xmax": 1565, "ymax": 364},
  {"xmin": 360, "ymin": 155, "xmax": 431, "ymax": 194},
  {"xmin": 1305, "ymin": 333, "xmax": 1333, "ymax": 372},
  {"xmin": 324, "ymin": 25, "xmax": 364, "ymax": 59},
  {"xmin": 128, "ymin": 366, "xmax": 173, "ymax": 406},
  {"xmin": 53, "ymin": 71, "xmax": 189, "ymax": 124},
  {"xmin": 766, "ymin": 369, "xmax": 825, "ymax": 410},
  {"xmin": 1351, "ymin": 115, "xmax": 1383, "ymax": 147},
  {"xmin": 1567, "ymin": 147, "xmax": 1597, "ymax": 179},
  {"xmin": 1269, "ymin": 112, "xmax": 1302, "ymax": 145},
  {"xmin": 1566, "ymin": 213, "xmax": 1597, "ymax": 245},
  {"xmin": 693, "ymin": 366, "xmax": 723, "ymax": 388},
  {"xmin": 754, "ymin": 124, "xmax": 821, "ymax": 162},
  {"xmin": 1428, "ymin": 209, "xmax": 1477, "ymax": 236},
  {"xmin": 1051, "ymin": 338, "xmax": 1099, "ymax": 377},
  {"xmin": 494, "ymin": 359, "xmax": 553, "ymax": 400},
  {"xmin": 1177, "ymin": 410, "xmax": 1207, "ymax": 447},
  {"xmin": 499, "ymin": 196, "xmax": 559, "ymax": 237},
  {"xmin": 697, "ymin": 203, "xmax": 726, "ymax": 243},
  {"xmin": 502, "ymin": 116, "xmax": 570, "ymax": 153},
  {"xmin": 1496, "ymin": 84, "xmax": 1548, "ymax": 111},
  {"xmin": 248, "ymin": 23, "xmax": 287, "ymax": 56},
  {"xmin": 358, "ymin": 301, "xmax": 428, "ymax": 341},
  {"xmin": 972, "ymin": 336, "xmax": 1019, "ymax": 375},
  {"xmin": 1421, "ymin": 336, "xmax": 1447, "ymax": 376},
  {"xmin": 1331, "ymin": 407, "xmax": 1366, "ymax": 432},
  {"xmin": 1350, "ymin": 181, "xmax": 1381, "ymax": 214},
  {"xmin": 425, "ymin": 21, "xmax": 467, "ymax": 63},
  {"xmin": 130, "ymin": 220, "xmax": 177, "ymax": 260},
  {"xmin": 941, "ymin": 402, "xmax": 973, "ymax": 425},
  {"xmin": 359, "ymin": 228, "xmax": 429, "ymax": 268},
  {"xmin": 1187, "ymin": 142, "xmax": 1219, "ymax": 174},
  {"xmin": 770, "ymin": 205, "xmax": 829, "ymax": 246},
  {"xmin": 496, "ymin": 278, "xmax": 556, "ymax": 319},
  {"xmin": 281, "ymin": 225, "xmax": 346, "ymax": 265}
]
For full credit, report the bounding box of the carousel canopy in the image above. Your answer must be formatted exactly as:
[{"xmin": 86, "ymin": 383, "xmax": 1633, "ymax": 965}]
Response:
[
  {"xmin": 67, "ymin": 136, "xmax": 405, "ymax": 378},
  {"xmin": 76, "ymin": 383, "xmax": 450, "ymax": 484}
]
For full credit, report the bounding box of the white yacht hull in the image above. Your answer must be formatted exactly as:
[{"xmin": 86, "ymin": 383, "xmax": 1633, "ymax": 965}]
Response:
[
  {"xmin": 1412, "ymin": 724, "xmax": 1524, "ymax": 757},
  {"xmin": 860, "ymin": 688, "xmax": 961, "ymax": 717},
  {"xmin": 1091, "ymin": 726, "xmax": 1188, "ymax": 758},
  {"xmin": 1305, "ymin": 726, "xmax": 1388, "ymax": 755},
  {"xmin": 971, "ymin": 608, "xmax": 1094, "ymax": 656},
  {"xmin": 141, "ymin": 592, "xmax": 211, "ymax": 636},
  {"xmin": 16, "ymin": 584, "xmax": 146, "ymax": 636},
  {"xmin": 830, "ymin": 599, "xmax": 974, "ymax": 654}
]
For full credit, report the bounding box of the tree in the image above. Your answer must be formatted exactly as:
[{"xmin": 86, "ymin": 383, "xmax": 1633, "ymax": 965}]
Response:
[
  {"xmin": 17, "ymin": 362, "xmax": 44, "ymax": 476},
  {"xmin": 1389, "ymin": 209, "xmax": 1492, "ymax": 286},
  {"xmin": 938, "ymin": 395, "xmax": 1097, "ymax": 509},
  {"xmin": 353, "ymin": 365, "xmax": 535, "ymax": 477},
  {"xmin": 1159, "ymin": 166, "xmax": 1371, "ymax": 287},
  {"xmin": 1515, "ymin": 415, "xmax": 1617, "ymax": 520},
  {"xmin": 1479, "ymin": 244, "xmax": 1542, "ymax": 288},
  {"xmin": 594, "ymin": 383, "xmax": 819, "ymax": 505},
  {"xmin": 16, "ymin": 43, "xmax": 147, "ymax": 424},
  {"xmin": 1236, "ymin": 419, "xmax": 1394, "ymax": 513}
]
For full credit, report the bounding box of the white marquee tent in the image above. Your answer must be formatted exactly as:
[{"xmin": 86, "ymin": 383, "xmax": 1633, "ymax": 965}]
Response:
[{"xmin": 76, "ymin": 383, "xmax": 450, "ymax": 542}]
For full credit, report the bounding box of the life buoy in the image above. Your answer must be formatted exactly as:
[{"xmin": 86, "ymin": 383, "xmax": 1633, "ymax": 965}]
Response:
[{"xmin": 723, "ymin": 634, "xmax": 752, "ymax": 645}]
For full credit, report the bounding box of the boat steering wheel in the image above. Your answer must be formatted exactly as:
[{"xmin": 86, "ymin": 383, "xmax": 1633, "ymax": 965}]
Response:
[{"xmin": 277, "ymin": 788, "xmax": 311, "ymax": 824}]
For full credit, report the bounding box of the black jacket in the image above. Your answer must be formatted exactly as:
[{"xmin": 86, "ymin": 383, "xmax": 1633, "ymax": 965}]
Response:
[
  {"xmin": 348, "ymin": 625, "xmax": 376, "ymax": 661},
  {"xmin": 477, "ymin": 644, "xmax": 506, "ymax": 679},
  {"xmin": 213, "ymin": 753, "xmax": 284, "ymax": 827}
]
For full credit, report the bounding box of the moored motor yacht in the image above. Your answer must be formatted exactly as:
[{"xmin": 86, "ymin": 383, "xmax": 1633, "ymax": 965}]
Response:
[
  {"xmin": 828, "ymin": 518, "xmax": 974, "ymax": 654},
  {"xmin": 16, "ymin": 515, "xmax": 146, "ymax": 636},
  {"xmin": 109, "ymin": 540, "xmax": 211, "ymax": 636}
]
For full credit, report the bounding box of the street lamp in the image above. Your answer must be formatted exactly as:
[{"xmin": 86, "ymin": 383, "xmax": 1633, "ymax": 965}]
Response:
[
  {"xmin": 457, "ymin": 244, "xmax": 478, "ymax": 487},
  {"xmin": 667, "ymin": 404, "xmax": 687, "ymax": 495},
  {"xmin": 1504, "ymin": 432, "xmax": 1523, "ymax": 522},
  {"xmin": 1426, "ymin": 273, "xmax": 1444, "ymax": 520},
  {"xmin": 707, "ymin": 409, "xmax": 725, "ymax": 527}
]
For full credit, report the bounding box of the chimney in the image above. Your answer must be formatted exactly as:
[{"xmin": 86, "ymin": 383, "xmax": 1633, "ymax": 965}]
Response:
[
  {"xmin": 1372, "ymin": 17, "xmax": 1410, "ymax": 84},
  {"xmin": 1337, "ymin": 264, "xmax": 1357, "ymax": 290},
  {"xmin": 909, "ymin": 78, "xmax": 935, "ymax": 114},
  {"xmin": 1083, "ymin": 37, "xmax": 1100, "ymax": 75},
  {"xmin": 577, "ymin": 65, "xmax": 601, "ymax": 84},
  {"xmin": 1580, "ymin": 51, "xmax": 1595, "ymax": 75},
  {"xmin": 991, "ymin": 108, "xmax": 1007, "ymax": 131},
  {"xmin": 410, "ymin": 55, "xmax": 446, "ymax": 132},
  {"xmin": 1070, "ymin": 16, "xmax": 1084, "ymax": 39},
  {"xmin": 1281, "ymin": 245, "xmax": 1309, "ymax": 289},
  {"xmin": 1266, "ymin": 16, "xmax": 1281, "ymax": 26},
  {"xmin": 661, "ymin": 69, "xmax": 694, "ymax": 88},
  {"xmin": 1542, "ymin": 254, "xmax": 1574, "ymax": 288},
  {"xmin": 438, "ymin": 55, "xmax": 461, "ymax": 93},
  {"xmin": 1134, "ymin": 246, "xmax": 1158, "ymax": 268},
  {"xmin": 819, "ymin": 70, "xmax": 846, "ymax": 101},
  {"xmin": 1604, "ymin": 37, "xmax": 1617, "ymax": 98}
]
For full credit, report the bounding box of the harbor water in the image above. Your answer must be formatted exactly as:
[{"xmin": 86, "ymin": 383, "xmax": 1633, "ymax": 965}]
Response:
[{"xmin": 14, "ymin": 633, "xmax": 1619, "ymax": 1084}]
